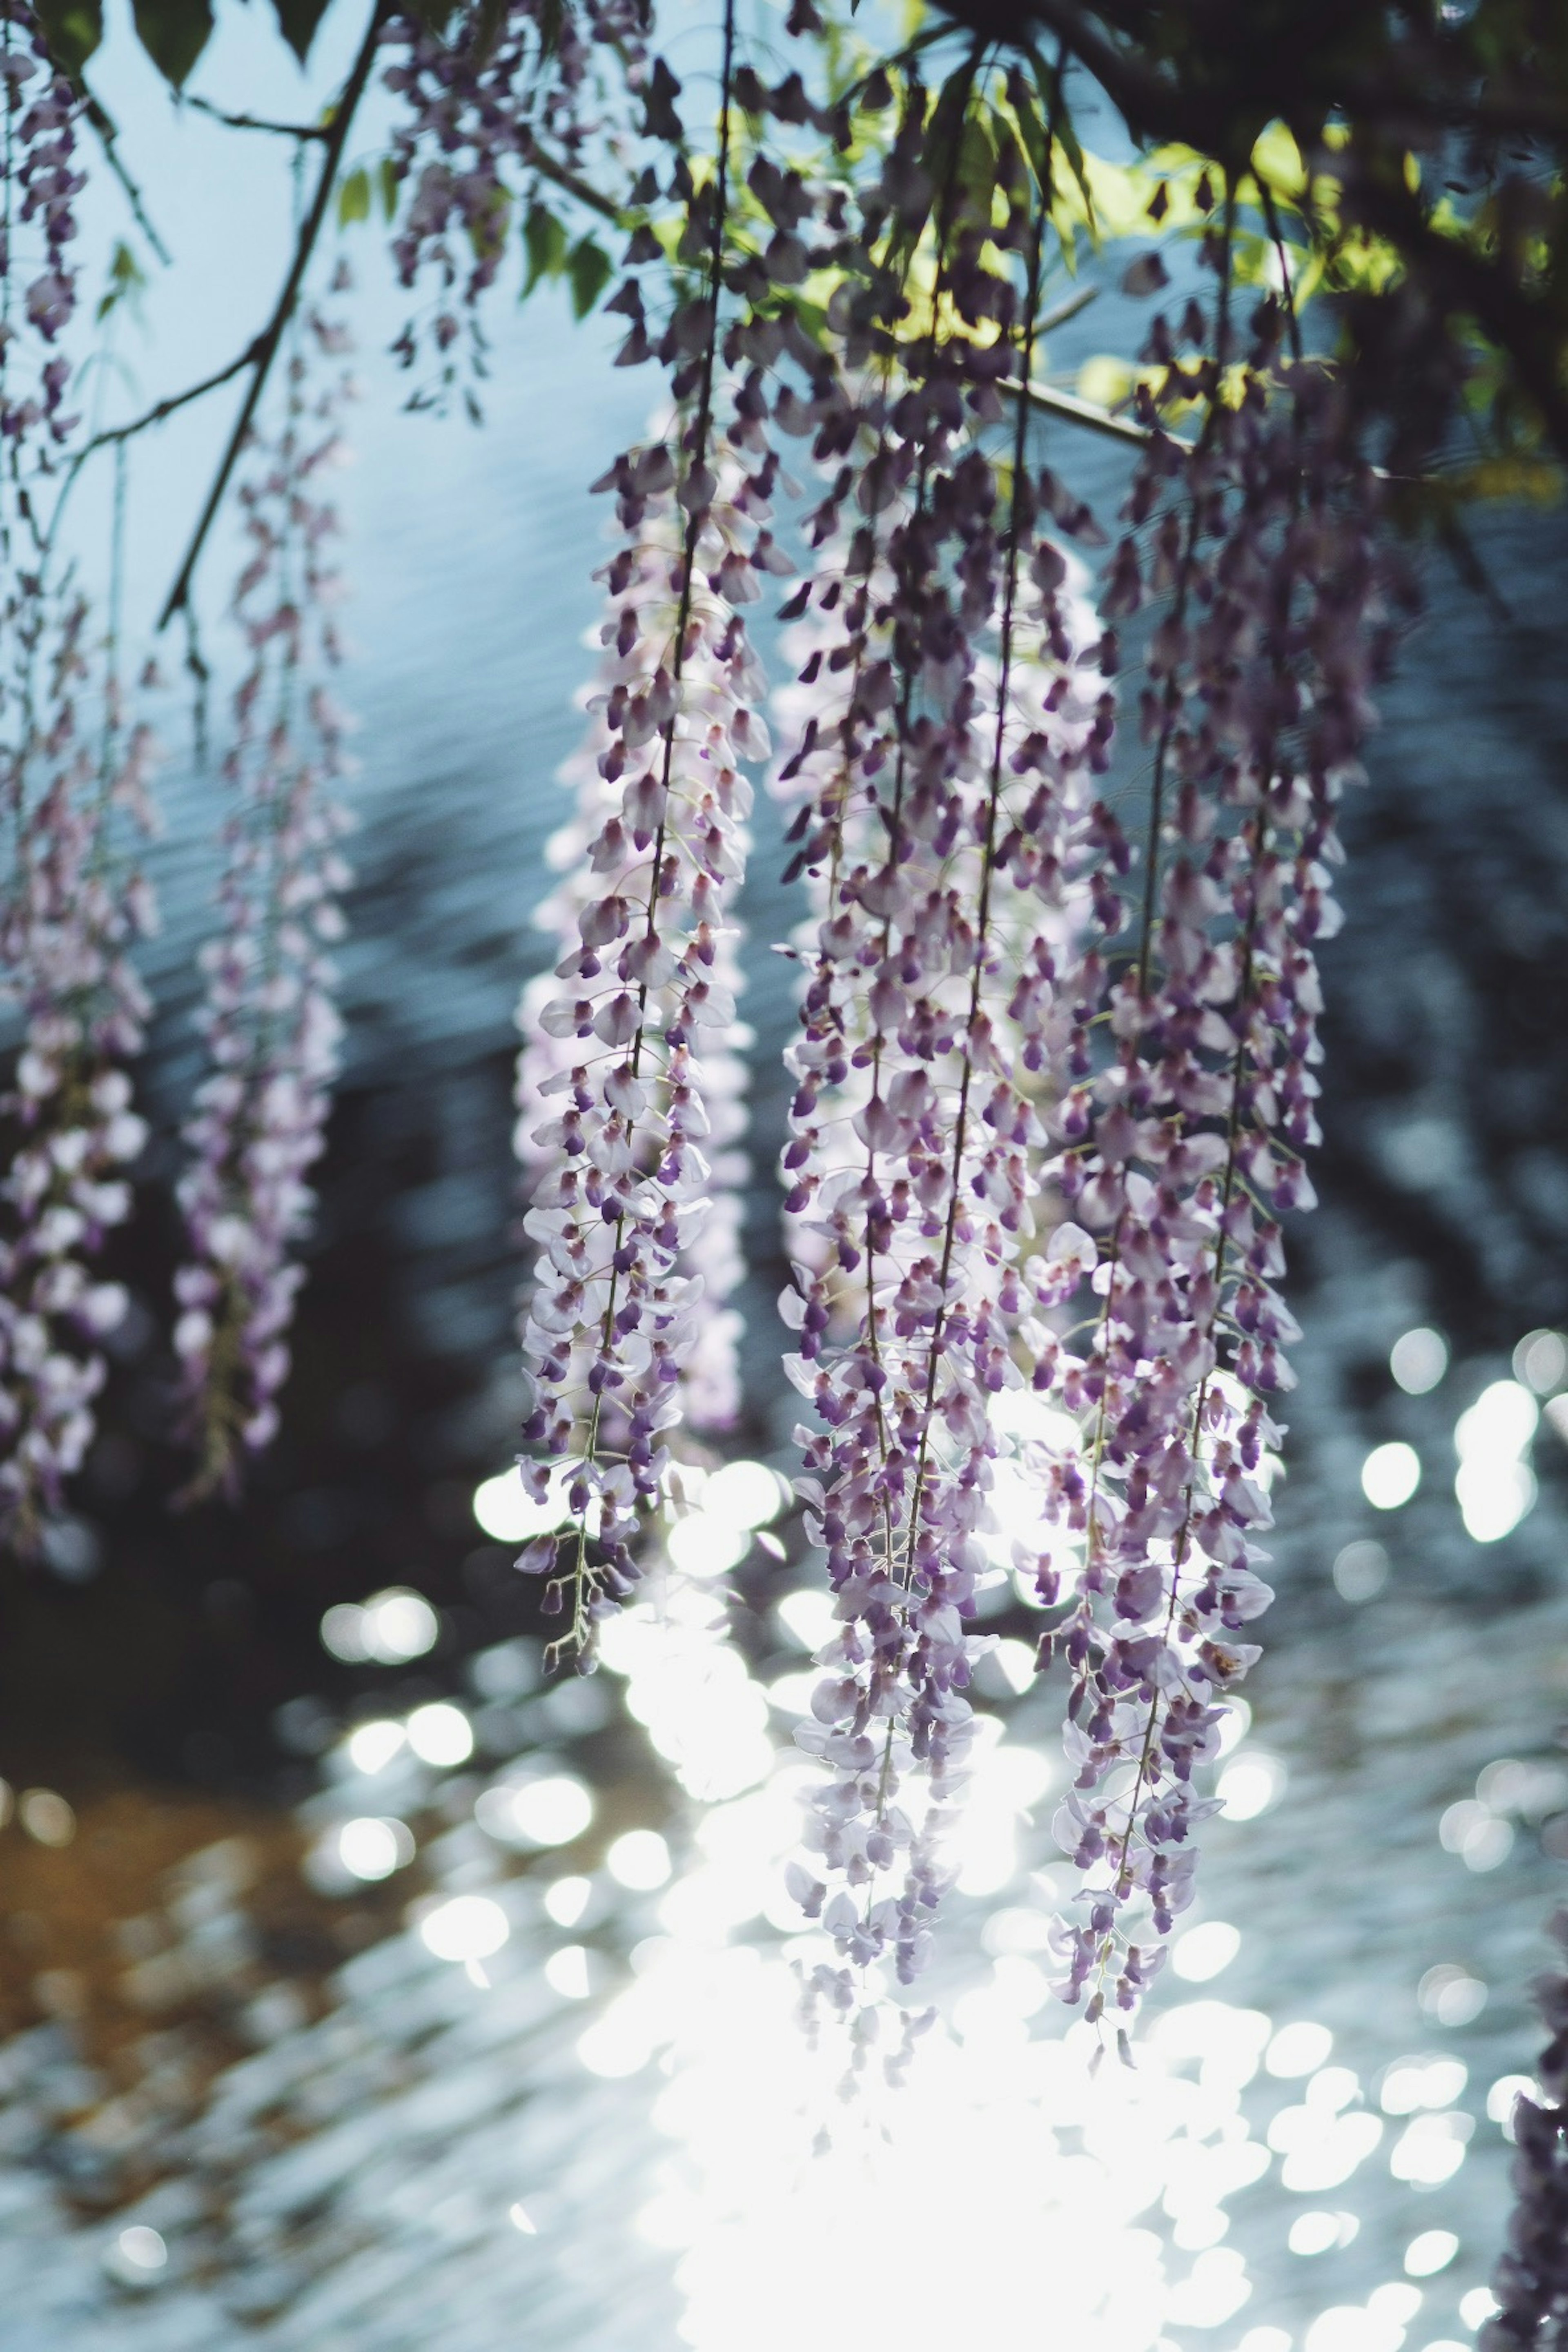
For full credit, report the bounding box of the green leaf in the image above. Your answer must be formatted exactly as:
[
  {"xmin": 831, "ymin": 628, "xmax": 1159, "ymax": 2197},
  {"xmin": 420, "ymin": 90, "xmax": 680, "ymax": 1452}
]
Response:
[
  {"xmin": 468, "ymin": 182, "xmax": 513, "ymax": 266},
  {"xmin": 34, "ymin": 0, "xmax": 102, "ymax": 73},
  {"xmin": 130, "ymin": 0, "xmax": 212, "ymax": 87},
  {"xmin": 95, "ymin": 238, "xmax": 147, "ymax": 323},
  {"xmin": 523, "ymin": 201, "xmax": 568, "ymax": 296},
  {"xmin": 1008, "ymin": 61, "xmax": 1053, "ymax": 198},
  {"xmin": 379, "ymin": 157, "xmax": 400, "ymax": 222},
  {"xmin": 269, "ymin": 0, "xmax": 331, "ymax": 64},
  {"xmin": 567, "ymin": 235, "xmax": 613, "ymax": 319},
  {"xmin": 338, "ymin": 167, "xmax": 371, "ymax": 227},
  {"xmin": 956, "ymin": 110, "xmax": 995, "ymax": 212},
  {"xmin": 887, "ymin": 51, "xmax": 976, "ymax": 265}
]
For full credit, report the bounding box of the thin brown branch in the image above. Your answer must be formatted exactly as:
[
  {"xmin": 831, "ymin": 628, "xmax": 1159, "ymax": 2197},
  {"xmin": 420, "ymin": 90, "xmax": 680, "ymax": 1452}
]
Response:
[
  {"xmin": 157, "ymin": 0, "xmax": 390, "ymax": 632},
  {"xmin": 1037, "ymin": 281, "xmax": 1101, "ymax": 334},
  {"xmin": 82, "ymin": 94, "xmax": 172, "ymax": 265},
  {"xmin": 180, "ymin": 91, "xmax": 332, "ymax": 140},
  {"xmin": 1006, "ymin": 370, "xmax": 1172, "ymax": 446},
  {"xmin": 522, "ymin": 134, "xmax": 627, "ymax": 223},
  {"xmin": 89, "ymin": 340, "xmax": 264, "ymax": 454},
  {"xmin": 45, "ymin": 337, "xmax": 265, "ymax": 554}
]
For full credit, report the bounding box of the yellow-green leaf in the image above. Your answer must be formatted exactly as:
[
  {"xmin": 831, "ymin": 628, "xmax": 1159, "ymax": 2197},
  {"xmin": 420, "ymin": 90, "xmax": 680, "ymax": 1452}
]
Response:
[
  {"xmin": 568, "ymin": 235, "xmax": 613, "ymax": 319},
  {"xmin": 338, "ymin": 167, "xmax": 371, "ymax": 227}
]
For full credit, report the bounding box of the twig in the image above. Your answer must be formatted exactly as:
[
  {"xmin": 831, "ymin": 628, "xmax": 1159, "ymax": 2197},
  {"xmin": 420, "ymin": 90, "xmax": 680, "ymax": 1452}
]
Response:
[
  {"xmin": 1005, "ymin": 370, "xmax": 1410, "ymax": 481},
  {"xmin": 1037, "ymin": 280, "xmax": 1100, "ymax": 334},
  {"xmin": 45, "ymin": 337, "xmax": 265, "ymax": 553},
  {"xmin": 83, "ymin": 340, "xmax": 263, "ymax": 458},
  {"xmin": 187, "ymin": 87, "xmax": 621, "ymax": 208},
  {"xmin": 83, "ymin": 94, "xmax": 172, "ymax": 266},
  {"xmin": 1006, "ymin": 371, "xmax": 1173, "ymax": 447},
  {"xmin": 158, "ymin": 0, "xmax": 389, "ymax": 631},
  {"xmin": 996, "ymin": 0, "xmax": 1568, "ymax": 150},
  {"xmin": 180, "ymin": 91, "xmax": 331, "ymax": 141},
  {"xmin": 523, "ymin": 134, "xmax": 626, "ymax": 224}
]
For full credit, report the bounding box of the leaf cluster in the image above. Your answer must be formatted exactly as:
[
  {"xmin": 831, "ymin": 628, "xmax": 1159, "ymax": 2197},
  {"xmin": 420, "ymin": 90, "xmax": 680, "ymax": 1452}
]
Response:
[{"xmin": 923, "ymin": 0, "xmax": 1568, "ymax": 477}]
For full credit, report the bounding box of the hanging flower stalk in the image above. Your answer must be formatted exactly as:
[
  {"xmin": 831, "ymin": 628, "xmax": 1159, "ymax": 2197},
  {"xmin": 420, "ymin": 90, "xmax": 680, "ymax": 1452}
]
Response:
[
  {"xmin": 517, "ymin": 0, "xmax": 782, "ymax": 1662},
  {"xmin": 173, "ymin": 299, "xmax": 356, "ymax": 1497},
  {"xmin": 514, "ymin": 512, "xmax": 755, "ymax": 1436},
  {"xmin": 776, "ymin": 74, "xmax": 1118, "ymax": 1991},
  {"xmin": 0, "ymin": 19, "xmax": 156, "ymax": 1547},
  {"xmin": 383, "ymin": 0, "xmax": 650, "ymax": 394},
  {"xmin": 0, "ymin": 590, "xmax": 156, "ymax": 1547},
  {"xmin": 1485, "ymin": 1907, "xmax": 1568, "ymax": 2352},
  {"xmin": 1040, "ymin": 249, "xmax": 1389, "ymax": 2024},
  {"xmin": 0, "ymin": 0, "xmax": 80, "ymax": 450}
]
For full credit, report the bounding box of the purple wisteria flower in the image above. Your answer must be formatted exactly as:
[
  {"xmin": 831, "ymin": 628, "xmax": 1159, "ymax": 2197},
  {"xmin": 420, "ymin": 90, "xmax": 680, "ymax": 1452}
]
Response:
[
  {"xmin": 768, "ymin": 104, "xmax": 1124, "ymax": 1996},
  {"xmin": 0, "ymin": 6, "xmax": 83, "ymax": 446},
  {"xmin": 0, "ymin": 18, "xmax": 155, "ymax": 1547},
  {"xmin": 1484, "ymin": 1907, "xmax": 1568, "ymax": 2352},
  {"xmin": 514, "ymin": 504, "xmax": 754, "ymax": 1436},
  {"xmin": 514, "ymin": 1, "xmax": 799, "ymax": 1662},
  {"xmin": 383, "ymin": 0, "xmax": 650, "ymax": 391},
  {"xmin": 1036, "ymin": 279, "xmax": 1392, "ymax": 2023},
  {"xmin": 0, "ymin": 606, "xmax": 156, "ymax": 1546},
  {"xmin": 173, "ymin": 303, "xmax": 356, "ymax": 1498},
  {"xmin": 514, "ymin": 417, "xmax": 774, "ymax": 1656}
]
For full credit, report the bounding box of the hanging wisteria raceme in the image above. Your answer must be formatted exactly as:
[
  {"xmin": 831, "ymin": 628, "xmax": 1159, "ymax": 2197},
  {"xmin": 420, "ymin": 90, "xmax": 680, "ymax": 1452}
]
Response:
[
  {"xmin": 0, "ymin": 0, "xmax": 1497, "ymax": 2126},
  {"xmin": 172, "ymin": 295, "xmax": 356, "ymax": 1499},
  {"xmin": 1485, "ymin": 1906, "xmax": 1568, "ymax": 2352},
  {"xmin": 517, "ymin": 0, "xmax": 786, "ymax": 1662},
  {"xmin": 771, "ymin": 78, "xmax": 1122, "ymax": 1997},
  {"xmin": 1036, "ymin": 257, "xmax": 1391, "ymax": 2028},
  {"xmin": 0, "ymin": 593, "xmax": 156, "ymax": 1548},
  {"xmin": 0, "ymin": 0, "xmax": 81, "ymax": 447},
  {"xmin": 383, "ymin": 0, "xmax": 650, "ymax": 394},
  {"xmin": 514, "ymin": 504, "xmax": 755, "ymax": 1435},
  {"xmin": 0, "ymin": 17, "xmax": 156, "ymax": 1548}
]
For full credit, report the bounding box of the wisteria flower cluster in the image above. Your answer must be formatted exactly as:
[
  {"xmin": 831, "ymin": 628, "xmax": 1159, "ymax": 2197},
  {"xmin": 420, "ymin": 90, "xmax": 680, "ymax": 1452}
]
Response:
[
  {"xmin": 513, "ymin": 456, "xmax": 762, "ymax": 1662},
  {"xmin": 513, "ymin": 1, "xmax": 822, "ymax": 1661},
  {"xmin": 0, "ymin": 597, "xmax": 156, "ymax": 1547},
  {"xmin": 768, "ymin": 129, "xmax": 1123, "ymax": 1991},
  {"xmin": 0, "ymin": 2, "xmax": 81, "ymax": 443},
  {"xmin": 1485, "ymin": 1907, "xmax": 1568, "ymax": 2351},
  {"xmin": 1033, "ymin": 289, "xmax": 1390, "ymax": 2022},
  {"xmin": 0, "ymin": 21, "xmax": 156, "ymax": 1548},
  {"xmin": 172, "ymin": 300, "xmax": 356, "ymax": 1499},
  {"xmin": 513, "ymin": 508, "xmax": 755, "ymax": 1438},
  {"xmin": 383, "ymin": 0, "xmax": 648, "ymax": 392},
  {"xmin": 505, "ymin": 54, "xmax": 1392, "ymax": 2035}
]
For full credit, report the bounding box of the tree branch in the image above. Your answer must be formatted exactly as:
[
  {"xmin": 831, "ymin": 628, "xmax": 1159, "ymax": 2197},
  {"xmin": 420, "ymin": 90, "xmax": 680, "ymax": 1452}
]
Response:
[
  {"xmin": 45, "ymin": 341, "xmax": 267, "ymax": 554},
  {"xmin": 157, "ymin": 0, "xmax": 389, "ymax": 631},
  {"xmin": 959, "ymin": 1, "xmax": 1568, "ymax": 158},
  {"xmin": 180, "ymin": 91, "xmax": 331, "ymax": 141},
  {"xmin": 83, "ymin": 93, "xmax": 172, "ymax": 266},
  {"xmin": 1037, "ymin": 281, "xmax": 1100, "ymax": 334},
  {"xmin": 1006, "ymin": 370, "xmax": 1169, "ymax": 447},
  {"xmin": 522, "ymin": 134, "xmax": 626, "ymax": 224},
  {"xmin": 1007, "ymin": 0, "xmax": 1197, "ymax": 145}
]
